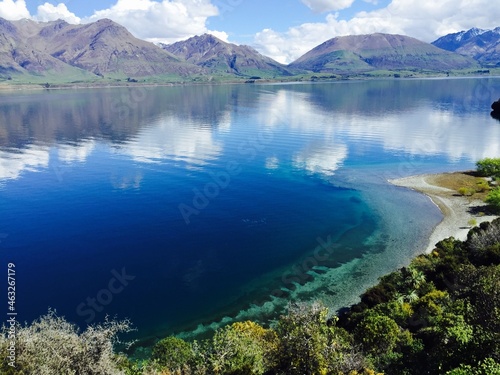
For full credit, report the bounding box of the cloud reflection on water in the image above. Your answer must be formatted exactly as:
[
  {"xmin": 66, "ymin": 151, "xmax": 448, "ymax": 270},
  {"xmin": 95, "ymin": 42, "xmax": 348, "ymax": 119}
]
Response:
[{"xmin": 1, "ymin": 79, "xmax": 500, "ymax": 182}]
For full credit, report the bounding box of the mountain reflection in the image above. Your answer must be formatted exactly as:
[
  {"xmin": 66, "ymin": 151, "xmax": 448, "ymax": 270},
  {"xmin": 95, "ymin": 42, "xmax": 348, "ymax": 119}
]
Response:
[
  {"xmin": 0, "ymin": 78, "xmax": 499, "ymax": 182},
  {"xmin": 0, "ymin": 85, "xmax": 252, "ymax": 180}
]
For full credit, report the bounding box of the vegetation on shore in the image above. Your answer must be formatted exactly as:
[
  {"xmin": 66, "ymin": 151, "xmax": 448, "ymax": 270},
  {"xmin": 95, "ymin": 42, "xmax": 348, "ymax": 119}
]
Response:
[
  {"xmin": 2, "ymin": 217, "xmax": 500, "ymax": 374},
  {"xmin": 3, "ymin": 160, "xmax": 500, "ymax": 374},
  {"xmin": 1, "ymin": 67, "xmax": 499, "ymax": 91}
]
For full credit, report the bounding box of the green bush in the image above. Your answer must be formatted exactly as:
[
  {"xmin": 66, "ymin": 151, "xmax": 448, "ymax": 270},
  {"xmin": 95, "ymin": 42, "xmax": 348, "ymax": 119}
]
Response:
[
  {"xmin": 485, "ymin": 187, "xmax": 500, "ymax": 208},
  {"xmin": 457, "ymin": 187, "xmax": 475, "ymax": 196},
  {"xmin": 276, "ymin": 302, "xmax": 333, "ymax": 375},
  {"xmin": 151, "ymin": 336, "xmax": 193, "ymax": 371},
  {"xmin": 0, "ymin": 309, "xmax": 132, "ymax": 375},
  {"xmin": 354, "ymin": 313, "xmax": 401, "ymax": 355},
  {"xmin": 476, "ymin": 158, "xmax": 500, "ymax": 177},
  {"xmin": 208, "ymin": 321, "xmax": 276, "ymax": 375},
  {"xmin": 476, "ymin": 179, "xmax": 490, "ymax": 192},
  {"xmin": 447, "ymin": 358, "xmax": 500, "ymax": 374}
]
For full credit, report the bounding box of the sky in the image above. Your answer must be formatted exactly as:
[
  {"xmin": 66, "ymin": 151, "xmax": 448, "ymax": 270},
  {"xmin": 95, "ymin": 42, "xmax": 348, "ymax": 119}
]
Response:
[{"xmin": 0, "ymin": 0, "xmax": 499, "ymax": 64}]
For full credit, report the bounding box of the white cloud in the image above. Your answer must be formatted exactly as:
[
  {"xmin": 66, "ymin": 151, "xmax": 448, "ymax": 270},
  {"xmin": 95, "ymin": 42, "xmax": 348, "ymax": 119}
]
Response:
[
  {"xmin": 0, "ymin": 0, "xmax": 226, "ymax": 45},
  {"xmin": 58, "ymin": 139, "xmax": 95, "ymax": 163},
  {"xmin": 0, "ymin": 0, "xmax": 29, "ymax": 20},
  {"xmin": 86, "ymin": 0, "xmax": 223, "ymax": 44},
  {"xmin": 301, "ymin": 0, "xmax": 356, "ymax": 13},
  {"xmin": 0, "ymin": 146, "xmax": 50, "ymax": 181},
  {"xmin": 36, "ymin": 3, "xmax": 81, "ymax": 24},
  {"xmin": 255, "ymin": 0, "xmax": 500, "ymax": 64},
  {"xmin": 117, "ymin": 114, "xmax": 223, "ymax": 167},
  {"xmin": 293, "ymin": 143, "xmax": 348, "ymax": 176},
  {"xmin": 254, "ymin": 86, "xmax": 500, "ymax": 166}
]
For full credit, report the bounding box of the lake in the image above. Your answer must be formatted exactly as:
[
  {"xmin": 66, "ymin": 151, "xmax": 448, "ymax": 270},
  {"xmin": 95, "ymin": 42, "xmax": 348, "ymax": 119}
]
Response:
[{"xmin": 1, "ymin": 78, "xmax": 500, "ymax": 347}]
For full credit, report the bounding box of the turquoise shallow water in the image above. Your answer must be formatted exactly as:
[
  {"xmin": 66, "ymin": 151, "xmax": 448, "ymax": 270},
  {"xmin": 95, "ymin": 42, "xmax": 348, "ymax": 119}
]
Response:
[{"xmin": 1, "ymin": 78, "xmax": 500, "ymax": 346}]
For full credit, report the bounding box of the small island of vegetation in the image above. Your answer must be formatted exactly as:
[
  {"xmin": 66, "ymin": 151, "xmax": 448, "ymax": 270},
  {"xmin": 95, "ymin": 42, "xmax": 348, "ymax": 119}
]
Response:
[{"xmin": 3, "ymin": 159, "xmax": 500, "ymax": 375}]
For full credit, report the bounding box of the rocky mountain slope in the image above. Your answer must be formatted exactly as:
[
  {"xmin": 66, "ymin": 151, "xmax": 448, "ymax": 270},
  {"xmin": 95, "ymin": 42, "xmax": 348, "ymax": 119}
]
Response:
[
  {"xmin": 161, "ymin": 34, "xmax": 291, "ymax": 77},
  {"xmin": 0, "ymin": 17, "xmax": 201, "ymax": 79},
  {"xmin": 0, "ymin": 17, "xmax": 490, "ymax": 83},
  {"xmin": 432, "ymin": 27, "xmax": 500, "ymax": 67},
  {"xmin": 289, "ymin": 33, "xmax": 478, "ymax": 73}
]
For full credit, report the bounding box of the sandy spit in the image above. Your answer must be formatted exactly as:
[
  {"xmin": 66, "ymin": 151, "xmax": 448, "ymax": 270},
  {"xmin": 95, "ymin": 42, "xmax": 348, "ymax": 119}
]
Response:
[{"xmin": 389, "ymin": 173, "xmax": 497, "ymax": 253}]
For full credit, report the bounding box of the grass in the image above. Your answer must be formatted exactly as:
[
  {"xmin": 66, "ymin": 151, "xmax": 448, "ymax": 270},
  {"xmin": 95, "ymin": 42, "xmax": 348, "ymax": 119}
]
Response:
[
  {"xmin": 1, "ymin": 66, "xmax": 500, "ymax": 89},
  {"xmin": 431, "ymin": 171, "xmax": 491, "ymax": 201}
]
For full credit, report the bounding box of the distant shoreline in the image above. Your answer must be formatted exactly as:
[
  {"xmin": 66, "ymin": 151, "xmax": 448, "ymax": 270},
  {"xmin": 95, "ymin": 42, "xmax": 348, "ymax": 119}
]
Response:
[
  {"xmin": 1, "ymin": 72, "xmax": 499, "ymax": 92},
  {"xmin": 389, "ymin": 172, "xmax": 498, "ymax": 253}
]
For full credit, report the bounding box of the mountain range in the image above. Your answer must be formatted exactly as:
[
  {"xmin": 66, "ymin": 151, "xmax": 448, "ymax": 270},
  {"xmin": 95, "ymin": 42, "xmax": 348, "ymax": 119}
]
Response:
[
  {"xmin": 0, "ymin": 17, "xmax": 498, "ymax": 84},
  {"xmin": 289, "ymin": 33, "xmax": 477, "ymax": 73},
  {"xmin": 0, "ymin": 17, "xmax": 201, "ymax": 81},
  {"xmin": 161, "ymin": 34, "xmax": 292, "ymax": 77},
  {"xmin": 432, "ymin": 27, "xmax": 500, "ymax": 67}
]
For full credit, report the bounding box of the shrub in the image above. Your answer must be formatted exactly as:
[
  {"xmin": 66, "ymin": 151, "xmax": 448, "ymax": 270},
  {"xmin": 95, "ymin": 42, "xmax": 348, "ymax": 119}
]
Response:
[
  {"xmin": 276, "ymin": 302, "xmax": 336, "ymax": 375},
  {"xmin": 475, "ymin": 179, "xmax": 490, "ymax": 192},
  {"xmin": 468, "ymin": 218, "xmax": 478, "ymax": 227},
  {"xmin": 354, "ymin": 313, "xmax": 401, "ymax": 355},
  {"xmin": 0, "ymin": 309, "xmax": 132, "ymax": 375},
  {"xmin": 457, "ymin": 187, "xmax": 475, "ymax": 196},
  {"xmin": 485, "ymin": 188, "xmax": 500, "ymax": 209},
  {"xmin": 447, "ymin": 358, "xmax": 500, "ymax": 374},
  {"xmin": 476, "ymin": 158, "xmax": 500, "ymax": 177},
  {"xmin": 208, "ymin": 321, "xmax": 277, "ymax": 375},
  {"xmin": 151, "ymin": 336, "xmax": 193, "ymax": 371}
]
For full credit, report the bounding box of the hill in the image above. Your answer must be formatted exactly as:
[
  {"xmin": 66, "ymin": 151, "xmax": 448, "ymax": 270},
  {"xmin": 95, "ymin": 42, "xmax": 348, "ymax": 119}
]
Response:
[
  {"xmin": 161, "ymin": 34, "xmax": 292, "ymax": 78},
  {"xmin": 0, "ymin": 18, "xmax": 92, "ymax": 80},
  {"xmin": 289, "ymin": 33, "xmax": 478, "ymax": 73},
  {"xmin": 0, "ymin": 17, "xmax": 202, "ymax": 81},
  {"xmin": 432, "ymin": 27, "xmax": 500, "ymax": 67},
  {"xmin": 0, "ymin": 19, "xmax": 491, "ymax": 84}
]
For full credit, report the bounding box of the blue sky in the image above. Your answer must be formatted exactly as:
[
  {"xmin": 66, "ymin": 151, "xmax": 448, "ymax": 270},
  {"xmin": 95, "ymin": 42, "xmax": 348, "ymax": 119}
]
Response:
[{"xmin": 1, "ymin": 0, "xmax": 499, "ymax": 63}]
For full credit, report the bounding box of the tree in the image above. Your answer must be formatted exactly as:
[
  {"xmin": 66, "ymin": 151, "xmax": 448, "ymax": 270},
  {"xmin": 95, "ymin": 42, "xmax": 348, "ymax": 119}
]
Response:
[
  {"xmin": 276, "ymin": 302, "xmax": 369, "ymax": 375},
  {"xmin": 354, "ymin": 312, "xmax": 401, "ymax": 355},
  {"xmin": 276, "ymin": 302, "xmax": 332, "ymax": 375},
  {"xmin": 208, "ymin": 321, "xmax": 278, "ymax": 375},
  {"xmin": 476, "ymin": 158, "xmax": 500, "ymax": 177},
  {"xmin": 151, "ymin": 336, "xmax": 193, "ymax": 372},
  {"xmin": 447, "ymin": 358, "xmax": 500, "ymax": 375},
  {"xmin": 0, "ymin": 309, "xmax": 132, "ymax": 375}
]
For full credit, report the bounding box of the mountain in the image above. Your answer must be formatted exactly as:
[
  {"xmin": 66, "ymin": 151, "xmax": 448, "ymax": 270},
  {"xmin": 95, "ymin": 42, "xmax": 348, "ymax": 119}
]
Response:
[
  {"xmin": 289, "ymin": 33, "xmax": 478, "ymax": 73},
  {"xmin": 0, "ymin": 17, "xmax": 202, "ymax": 80},
  {"xmin": 0, "ymin": 18, "xmax": 489, "ymax": 84},
  {"xmin": 432, "ymin": 27, "xmax": 500, "ymax": 67},
  {"xmin": 0, "ymin": 18, "xmax": 87, "ymax": 77},
  {"xmin": 161, "ymin": 34, "xmax": 292, "ymax": 77}
]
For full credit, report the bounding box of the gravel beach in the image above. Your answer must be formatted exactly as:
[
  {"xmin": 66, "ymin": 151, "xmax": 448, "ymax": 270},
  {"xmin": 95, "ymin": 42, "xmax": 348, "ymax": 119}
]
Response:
[{"xmin": 389, "ymin": 173, "xmax": 497, "ymax": 253}]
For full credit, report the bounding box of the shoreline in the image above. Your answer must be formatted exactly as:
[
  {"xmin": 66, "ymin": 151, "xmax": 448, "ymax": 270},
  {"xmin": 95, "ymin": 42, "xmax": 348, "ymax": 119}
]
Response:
[
  {"xmin": 1, "ymin": 73, "xmax": 499, "ymax": 92},
  {"xmin": 389, "ymin": 172, "xmax": 498, "ymax": 253}
]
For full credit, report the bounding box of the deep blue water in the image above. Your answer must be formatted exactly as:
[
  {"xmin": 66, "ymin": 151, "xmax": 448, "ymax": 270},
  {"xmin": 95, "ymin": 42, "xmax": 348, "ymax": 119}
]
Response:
[{"xmin": 1, "ymin": 78, "xmax": 500, "ymax": 347}]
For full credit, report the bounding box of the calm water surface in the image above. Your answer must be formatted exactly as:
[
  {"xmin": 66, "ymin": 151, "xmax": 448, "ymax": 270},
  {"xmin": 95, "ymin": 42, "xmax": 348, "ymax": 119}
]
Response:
[{"xmin": 1, "ymin": 78, "xmax": 500, "ymax": 347}]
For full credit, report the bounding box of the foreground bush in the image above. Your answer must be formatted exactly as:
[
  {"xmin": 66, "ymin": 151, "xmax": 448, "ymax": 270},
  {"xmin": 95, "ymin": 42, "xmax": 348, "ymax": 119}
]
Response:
[
  {"xmin": 486, "ymin": 187, "xmax": 500, "ymax": 209},
  {"xmin": 5, "ymin": 218, "xmax": 500, "ymax": 374},
  {"xmin": 151, "ymin": 336, "xmax": 194, "ymax": 372},
  {"xmin": 0, "ymin": 309, "xmax": 132, "ymax": 375}
]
